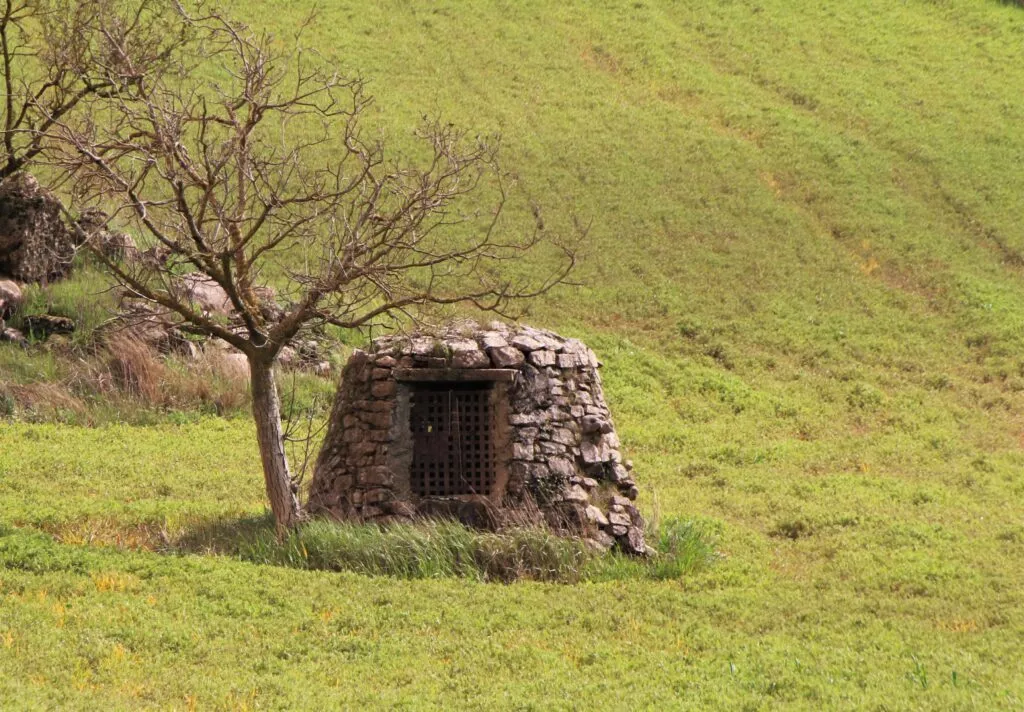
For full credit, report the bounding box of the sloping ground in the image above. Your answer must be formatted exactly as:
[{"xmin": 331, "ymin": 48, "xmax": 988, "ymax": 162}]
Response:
[{"xmin": 2, "ymin": 0, "xmax": 1024, "ymax": 707}]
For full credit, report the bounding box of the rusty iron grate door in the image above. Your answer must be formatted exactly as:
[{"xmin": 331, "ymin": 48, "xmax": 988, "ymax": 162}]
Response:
[{"xmin": 410, "ymin": 383, "xmax": 494, "ymax": 497}]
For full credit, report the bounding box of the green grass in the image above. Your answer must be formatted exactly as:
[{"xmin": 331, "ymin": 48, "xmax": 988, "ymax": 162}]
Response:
[
  {"xmin": 3, "ymin": 0, "xmax": 1024, "ymax": 707},
  {"xmin": 9, "ymin": 264, "xmax": 117, "ymax": 348}
]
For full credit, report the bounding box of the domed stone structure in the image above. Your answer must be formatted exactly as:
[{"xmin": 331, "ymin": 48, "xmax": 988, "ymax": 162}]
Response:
[{"xmin": 307, "ymin": 323, "xmax": 647, "ymax": 554}]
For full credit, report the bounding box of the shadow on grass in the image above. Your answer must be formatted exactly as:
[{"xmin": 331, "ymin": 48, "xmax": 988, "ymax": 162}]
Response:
[{"xmin": 175, "ymin": 513, "xmax": 278, "ymax": 555}]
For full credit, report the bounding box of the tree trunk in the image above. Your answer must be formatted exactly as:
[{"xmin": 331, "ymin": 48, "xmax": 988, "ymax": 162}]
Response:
[{"xmin": 249, "ymin": 357, "xmax": 302, "ymax": 534}]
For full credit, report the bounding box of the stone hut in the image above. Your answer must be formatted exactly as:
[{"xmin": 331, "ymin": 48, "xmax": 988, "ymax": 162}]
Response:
[{"xmin": 307, "ymin": 323, "xmax": 647, "ymax": 555}]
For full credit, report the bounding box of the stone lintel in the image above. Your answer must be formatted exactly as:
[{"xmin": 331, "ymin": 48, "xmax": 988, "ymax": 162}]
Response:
[{"xmin": 393, "ymin": 368, "xmax": 516, "ymax": 383}]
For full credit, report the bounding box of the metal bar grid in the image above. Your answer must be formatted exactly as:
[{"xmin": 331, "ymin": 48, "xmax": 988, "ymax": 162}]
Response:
[{"xmin": 410, "ymin": 384, "xmax": 494, "ymax": 497}]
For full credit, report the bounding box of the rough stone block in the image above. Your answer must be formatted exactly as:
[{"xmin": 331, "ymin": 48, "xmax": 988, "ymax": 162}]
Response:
[
  {"xmin": 609, "ymin": 512, "xmax": 632, "ymax": 528},
  {"xmin": 587, "ymin": 530, "xmax": 615, "ymax": 551},
  {"xmin": 547, "ymin": 457, "xmax": 575, "ymax": 478},
  {"xmin": 581, "ymin": 439, "xmax": 611, "ymax": 464},
  {"xmin": 410, "ymin": 337, "xmax": 437, "ymax": 357},
  {"xmin": 334, "ymin": 475, "xmax": 353, "ymax": 491},
  {"xmin": 370, "ymin": 380, "xmax": 396, "ymax": 398},
  {"xmin": 509, "ymin": 413, "xmax": 540, "ymax": 426},
  {"xmin": 623, "ymin": 526, "xmax": 648, "ymax": 556},
  {"xmin": 359, "ymin": 467, "xmax": 393, "ymax": 486},
  {"xmin": 489, "ymin": 345, "xmax": 524, "ymax": 368},
  {"xmin": 447, "ymin": 338, "xmax": 479, "ymax": 352},
  {"xmin": 564, "ymin": 485, "xmax": 589, "ymax": 503},
  {"xmin": 545, "ymin": 406, "xmax": 571, "ymax": 421},
  {"xmin": 451, "ymin": 348, "xmax": 490, "ymax": 369},
  {"xmin": 361, "ymin": 411, "xmax": 392, "ymax": 429},
  {"xmin": 512, "ymin": 442, "xmax": 534, "ymax": 460},
  {"xmin": 529, "ymin": 349, "xmax": 557, "ymax": 367},
  {"xmin": 611, "ymin": 463, "xmax": 630, "ymax": 483},
  {"xmin": 521, "ymin": 328, "xmax": 563, "ymax": 351},
  {"xmin": 481, "ymin": 331, "xmax": 509, "ymax": 350},
  {"xmin": 585, "ymin": 505, "xmax": 609, "ymax": 527},
  {"xmin": 362, "ymin": 488, "xmax": 392, "ymax": 505},
  {"xmin": 551, "ymin": 428, "xmax": 576, "ymax": 446},
  {"xmin": 581, "ymin": 414, "xmax": 611, "ymax": 434},
  {"xmin": 511, "ymin": 334, "xmax": 544, "ymax": 352},
  {"xmin": 0, "ymin": 280, "xmax": 23, "ymax": 318},
  {"xmin": 515, "ymin": 427, "xmax": 539, "ymax": 441},
  {"xmin": 557, "ymin": 353, "xmax": 582, "ymax": 369},
  {"xmin": 342, "ymin": 428, "xmax": 365, "ymax": 443},
  {"xmin": 538, "ymin": 441, "xmax": 566, "ymax": 455}
]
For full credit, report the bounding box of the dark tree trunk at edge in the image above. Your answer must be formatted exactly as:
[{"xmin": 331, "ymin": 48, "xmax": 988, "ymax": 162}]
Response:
[{"xmin": 250, "ymin": 358, "xmax": 301, "ymax": 533}]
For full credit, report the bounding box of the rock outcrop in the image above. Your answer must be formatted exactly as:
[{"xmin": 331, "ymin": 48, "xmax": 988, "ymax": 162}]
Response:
[
  {"xmin": 178, "ymin": 273, "xmax": 234, "ymax": 317},
  {"xmin": 76, "ymin": 208, "xmax": 138, "ymax": 263},
  {"xmin": 22, "ymin": 314, "xmax": 75, "ymax": 338},
  {"xmin": 0, "ymin": 173, "xmax": 75, "ymax": 283},
  {"xmin": 0, "ymin": 279, "xmax": 23, "ymax": 319}
]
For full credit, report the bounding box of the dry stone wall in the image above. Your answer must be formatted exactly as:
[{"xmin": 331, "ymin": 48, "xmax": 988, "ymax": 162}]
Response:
[{"xmin": 308, "ymin": 323, "xmax": 648, "ymax": 555}]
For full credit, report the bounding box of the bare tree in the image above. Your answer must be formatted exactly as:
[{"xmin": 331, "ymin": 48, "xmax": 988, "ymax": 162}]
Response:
[
  {"xmin": 54, "ymin": 16, "xmax": 577, "ymax": 533},
  {"xmin": 0, "ymin": 0, "xmax": 197, "ymax": 180}
]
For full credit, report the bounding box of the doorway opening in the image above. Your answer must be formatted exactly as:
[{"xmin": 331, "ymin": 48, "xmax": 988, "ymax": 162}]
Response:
[{"xmin": 409, "ymin": 382, "xmax": 496, "ymax": 497}]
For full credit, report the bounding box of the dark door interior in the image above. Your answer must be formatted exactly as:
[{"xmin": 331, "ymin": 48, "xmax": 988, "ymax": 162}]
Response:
[{"xmin": 409, "ymin": 382, "xmax": 494, "ymax": 497}]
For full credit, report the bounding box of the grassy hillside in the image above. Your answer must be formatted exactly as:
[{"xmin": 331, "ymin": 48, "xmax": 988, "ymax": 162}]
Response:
[{"xmin": 3, "ymin": 0, "xmax": 1024, "ymax": 708}]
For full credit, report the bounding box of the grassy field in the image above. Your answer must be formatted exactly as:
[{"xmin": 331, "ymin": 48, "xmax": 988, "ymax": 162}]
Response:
[{"xmin": 3, "ymin": 0, "xmax": 1024, "ymax": 708}]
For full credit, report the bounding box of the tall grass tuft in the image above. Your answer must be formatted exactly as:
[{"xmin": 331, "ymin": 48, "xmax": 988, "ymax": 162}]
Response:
[
  {"xmin": 105, "ymin": 334, "xmax": 167, "ymax": 403},
  {"xmin": 584, "ymin": 517, "xmax": 721, "ymax": 581},
  {"xmin": 221, "ymin": 515, "xmax": 717, "ymax": 583}
]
